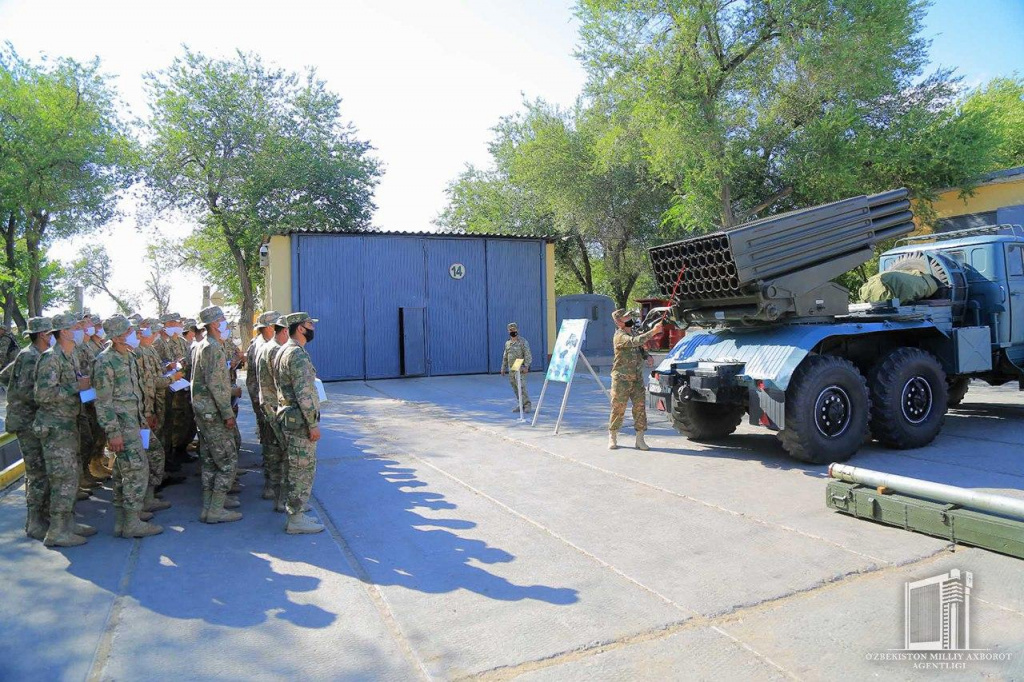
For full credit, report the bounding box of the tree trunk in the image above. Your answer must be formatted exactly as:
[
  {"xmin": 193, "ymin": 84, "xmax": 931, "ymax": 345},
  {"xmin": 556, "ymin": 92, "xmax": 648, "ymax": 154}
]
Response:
[
  {"xmin": 25, "ymin": 213, "xmax": 45, "ymax": 317},
  {"xmin": 228, "ymin": 240, "xmax": 254, "ymax": 348},
  {"xmin": 2, "ymin": 212, "xmax": 26, "ymax": 329},
  {"xmin": 719, "ymin": 177, "xmax": 736, "ymax": 228},
  {"xmin": 572, "ymin": 234, "xmax": 594, "ymax": 293}
]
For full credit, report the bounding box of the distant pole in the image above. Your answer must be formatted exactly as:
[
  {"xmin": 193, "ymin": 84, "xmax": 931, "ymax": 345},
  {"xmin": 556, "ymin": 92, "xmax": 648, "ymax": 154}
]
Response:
[
  {"xmin": 74, "ymin": 286, "xmax": 84, "ymax": 314},
  {"xmin": 202, "ymin": 285, "xmax": 211, "ymax": 308}
]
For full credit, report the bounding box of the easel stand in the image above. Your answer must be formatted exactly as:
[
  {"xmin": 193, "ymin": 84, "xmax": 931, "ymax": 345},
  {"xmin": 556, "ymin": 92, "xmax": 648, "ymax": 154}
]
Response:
[
  {"xmin": 516, "ymin": 369, "xmax": 525, "ymax": 422},
  {"xmin": 531, "ymin": 352, "xmax": 611, "ymax": 434}
]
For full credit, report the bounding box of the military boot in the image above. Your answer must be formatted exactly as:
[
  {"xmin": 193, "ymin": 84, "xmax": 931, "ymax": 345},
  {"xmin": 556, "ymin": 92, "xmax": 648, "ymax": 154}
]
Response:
[
  {"xmin": 224, "ymin": 495, "xmax": 241, "ymax": 509},
  {"xmin": 228, "ymin": 479, "xmax": 243, "ymax": 495},
  {"xmin": 608, "ymin": 431, "xmax": 618, "ymax": 450},
  {"xmin": 140, "ymin": 510, "xmax": 155, "ymax": 521},
  {"xmin": 635, "ymin": 431, "xmax": 650, "ymax": 451},
  {"xmin": 143, "ymin": 486, "xmax": 171, "ymax": 512},
  {"xmin": 76, "ymin": 488, "xmax": 91, "ymax": 501},
  {"xmin": 43, "ymin": 513, "xmax": 88, "ymax": 547},
  {"xmin": 261, "ymin": 480, "xmax": 276, "ymax": 500},
  {"xmin": 74, "ymin": 520, "xmax": 98, "ymax": 537},
  {"xmin": 285, "ymin": 512, "xmax": 324, "ymax": 535},
  {"xmin": 121, "ymin": 509, "xmax": 163, "ymax": 538},
  {"xmin": 199, "ymin": 489, "xmax": 212, "ymax": 523},
  {"xmin": 25, "ymin": 507, "xmax": 49, "ymax": 541},
  {"xmin": 205, "ymin": 492, "xmax": 242, "ymax": 524},
  {"xmin": 113, "ymin": 507, "xmax": 126, "ymax": 537}
]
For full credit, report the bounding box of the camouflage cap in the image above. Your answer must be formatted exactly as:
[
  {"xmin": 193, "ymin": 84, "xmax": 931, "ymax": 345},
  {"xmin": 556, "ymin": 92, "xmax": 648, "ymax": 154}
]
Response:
[
  {"xmin": 255, "ymin": 310, "xmax": 281, "ymax": 329},
  {"xmin": 50, "ymin": 312, "xmax": 77, "ymax": 332},
  {"xmin": 283, "ymin": 311, "xmax": 318, "ymax": 326},
  {"xmin": 23, "ymin": 316, "xmax": 53, "ymax": 336},
  {"xmin": 611, "ymin": 308, "xmax": 629, "ymax": 322},
  {"xmin": 89, "ymin": 314, "xmax": 102, "ymax": 326},
  {"xmin": 183, "ymin": 318, "xmax": 199, "ymax": 332},
  {"xmin": 197, "ymin": 305, "xmax": 225, "ymax": 329},
  {"xmin": 103, "ymin": 314, "xmax": 132, "ymax": 338},
  {"xmin": 160, "ymin": 312, "xmax": 182, "ymax": 324},
  {"xmin": 147, "ymin": 319, "xmax": 165, "ymax": 334},
  {"xmin": 78, "ymin": 311, "xmax": 92, "ymax": 321},
  {"xmin": 128, "ymin": 313, "xmax": 143, "ymax": 325},
  {"xmin": 507, "ymin": 322, "xmax": 518, "ymax": 331},
  {"xmin": 273, "ymin": 314, "xmax": 288, "ymax": 328}
]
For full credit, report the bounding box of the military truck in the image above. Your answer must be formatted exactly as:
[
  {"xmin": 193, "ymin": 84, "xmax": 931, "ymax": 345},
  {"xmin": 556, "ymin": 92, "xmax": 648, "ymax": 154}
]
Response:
[{"xmin": 646, "ymin": 188, "xmax": 1024, "ymax": 463}]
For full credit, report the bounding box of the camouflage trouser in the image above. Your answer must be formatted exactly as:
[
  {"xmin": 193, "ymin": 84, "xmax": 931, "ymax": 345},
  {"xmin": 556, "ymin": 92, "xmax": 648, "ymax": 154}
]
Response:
[
  {"xmin": 261, "ymin": 407, "xmax": 285, "ymax": 490},
  {"xmin": 608, "ymin": 376, "xmax": 648, "ymax": 433},
  {"xmin": 35, "ymin": 418, "xmax": 79, "ymax": 515},
  {"xmin": 164, "ymin": 390, "xmax": 194, "ymax": 452},
  {"xmin": 508, "ymin": 371, "xmax": 531, "ymax": 407},
  {"xmin": 113, "ymin": 427, "xmax": 149, "ymax": 512},
  {"xmin": 148, "ymin": 401, "xmax": 166, "ymax": 487},
  {"xmin": 282, "ymin": 431, "xmax": 317, "ymax": 515},
  {"xmin": 196, "ymin": 416, "xmax": 238, "ymax": 494},
  {"xmin": 78, "ymin": 412, "xmax": 94, "ymax": 478},
  {"xmin": 14, "ymin": 429, "xmax": 49, "ymax": 513}
]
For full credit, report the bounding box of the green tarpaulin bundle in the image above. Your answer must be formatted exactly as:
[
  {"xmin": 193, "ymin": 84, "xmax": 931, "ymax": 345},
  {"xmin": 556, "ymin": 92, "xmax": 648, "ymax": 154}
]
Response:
[{"xmin": 859, "ymin": 270, "xmax": 940, "ymax": 303}]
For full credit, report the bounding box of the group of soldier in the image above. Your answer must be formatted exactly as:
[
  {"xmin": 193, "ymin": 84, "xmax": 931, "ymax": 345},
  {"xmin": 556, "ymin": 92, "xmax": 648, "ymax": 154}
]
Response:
[{"xmin": 1, "ymin": 305, "xmax": 324, "ymax": 548}]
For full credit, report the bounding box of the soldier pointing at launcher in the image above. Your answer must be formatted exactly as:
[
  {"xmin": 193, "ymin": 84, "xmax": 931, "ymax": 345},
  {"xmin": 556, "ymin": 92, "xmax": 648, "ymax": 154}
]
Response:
[{"xmin": 608, "ymin": 309, "xmax": 663, "ymax": 451}]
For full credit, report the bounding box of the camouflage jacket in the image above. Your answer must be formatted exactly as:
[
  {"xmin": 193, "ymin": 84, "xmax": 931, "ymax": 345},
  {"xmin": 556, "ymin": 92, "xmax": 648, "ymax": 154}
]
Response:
[
  {"xmin": 225, "ymin": 337, "xmax": 242, "ymax": 385},
  {"xmin": 255, "ymin": 338, "xmax": 282, "ymax": 414},
  {"xmin": 3, "ymin": 345, "xmax": 43, "ymax": 432},
  {"xmin": 191, "ymin": 336, "xmax": 233, "ymax": 423},
  {"xmin": 73, "ymin": 337, "xmax": 99, "ymax": 377},
  {"xmin": 34, "ymin": 344, "xmax": 83, "ymax": 425},
  {"xmin": 610, "ymin": 328, "xmax": 657, "ymax": 380},
  {"xmin": 245, "ymin": 335, "xmax": 265, "ymax": 399},
  {"xmin": 501, "ymin": 337, "xmax": 533, "ymax": 372},
  {"xmin": 93, "ymin": 346, "xmax": 146, "ymax": 439},
  {"xmin": 273, "ymin": 339, "xmax": 320, "ymax": 435},
  {"xmin": 156, "ymin": 333, "xmax": 189, "ymax": 367},
  {"xmin": 0, "ymin": 330, "xmax": 19, "ymax": 369},
  {"xmin": 137, "ymin": 344, "xmax": 170, "ymax": 418}
]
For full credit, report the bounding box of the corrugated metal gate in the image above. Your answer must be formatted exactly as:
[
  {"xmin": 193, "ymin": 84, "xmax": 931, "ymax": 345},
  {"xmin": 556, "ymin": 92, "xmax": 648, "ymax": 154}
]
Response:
[{"xmin": 293, "ymin": 234, "xmax": 546, "ymax": 380}]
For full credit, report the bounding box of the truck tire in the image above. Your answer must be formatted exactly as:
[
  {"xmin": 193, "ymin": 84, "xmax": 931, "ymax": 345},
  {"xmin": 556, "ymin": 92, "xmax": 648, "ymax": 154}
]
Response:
[
  {"xmin": 671, "ymin": 401, "xmax": 744, "ymax": 441},
  {"xmin": 947, "ymin": 376, "xmax": 970, "ymax": 407},
  {"xmin": 868, "ymin": 348, "xmax": 947, "ymax": 449},
  {"xmin": 779, "ymin": 355, "xmax": 870, "ymax": 464}
]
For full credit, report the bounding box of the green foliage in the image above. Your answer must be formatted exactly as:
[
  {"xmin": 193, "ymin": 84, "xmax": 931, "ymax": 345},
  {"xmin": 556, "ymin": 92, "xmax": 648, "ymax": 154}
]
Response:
[
  {"xmin": 142, "ymin": 48, "xmax": 380, "ymax": 340},
  {"xmin": 962, "ymin": 75, "xmax": 1024, "ymax": 169},
  {"xmin": 68, "ymin": 243, "xmax": 141, "ymax": 315}
]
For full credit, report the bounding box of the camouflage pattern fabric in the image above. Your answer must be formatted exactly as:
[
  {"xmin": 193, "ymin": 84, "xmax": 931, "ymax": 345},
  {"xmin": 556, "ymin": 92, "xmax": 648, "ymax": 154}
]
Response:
[
  {"xmin": 274, "ymin": 339, "xmax": 320, "ymax": 515},
  {"xmin": 0, "ymin": 328, "xmax": 19, "ymax": 370},
  {"xmin": 157, "ymin": 331, "xmax": 194, "ymax": 453},
  {"xmin": 74, "ymin": 338, "xmax": 100, "ymax": 476},
  {"xmin": 5, "ymin": 346, "xmax": 49, "ymax": 512},
  {"xmin": 36, "ymin": 419, "xmax": 79, "ymax": 514},
  {"xmin": 501, "ymin": 337, "xmax": 533, "ymax": 407},
  {"xmin": 93, "ymin": 346, "xmax": 148, "ymax": 511},
  {"xmin": 191, "ymin": 335, "xmax": 237, "ymax": 493},
  {"xmin": 138, "ymin": 344, "xmax": 170, "ymax": 486},
  {"xmin": 255, "ymin": 338, "xmax": 285, "ymax": 490},
  {"xmin": 608, "ymin": 327, "xmax": 658, "ymax": 434}
]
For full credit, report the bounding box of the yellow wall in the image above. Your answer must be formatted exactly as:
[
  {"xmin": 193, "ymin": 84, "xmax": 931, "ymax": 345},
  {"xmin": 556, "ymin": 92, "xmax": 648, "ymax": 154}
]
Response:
[
  {"xmin": 546, "ymin": 242, "xmax": 556, "ymax": 355},
  {"xmin": 265, "ymin": 235, "xmax": 292, "ymax": 314},
  {"xmin": 932, "ymin": 178, "xmax": 1024, "ymax": 219}
]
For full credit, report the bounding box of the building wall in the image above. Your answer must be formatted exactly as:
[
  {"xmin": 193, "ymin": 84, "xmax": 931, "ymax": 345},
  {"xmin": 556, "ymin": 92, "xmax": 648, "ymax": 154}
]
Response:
[
  {"xmin": 932, "ymin": 178, "xmax": 1024, "ymax": 219},
  {"xmin": 264, "ymin": 235, "xmax": 292, "ymax": 314},
  {"xmin": 545, "ymin": 242, "xmax": 556, "ymax": 355}
]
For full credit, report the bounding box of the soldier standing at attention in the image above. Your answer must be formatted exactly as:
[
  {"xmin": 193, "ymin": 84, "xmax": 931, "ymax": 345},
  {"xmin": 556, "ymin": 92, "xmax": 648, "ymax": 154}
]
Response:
[
  {"xmin": 500, "ymin": 322, "xmax": 532, "ymax": 412},
  {"xmin": 247, "ymin": 311, "xmax": 279, "ymax": 499},
  {"xmin": 33, "ymin": 313, "xmax": 97, "ymax": 547},
  {"xmin": 1, "ymin": 317, "xmax": 54, "ymax": 540},
  {"xmin": 274, "ymin": 312, "xmax": 323, "ymax": 534},
  {"xmin": 608, "ymin": 309, "xmax": 663, "ymax": 451},
  {"xmin": 0, "ymin": 321, "xmax": 19, "ymax": 369},
  {"xmin": 138, "ymin": 319, "xmax": 182, "ymax": 510},
  {"xmin": 192, "ymin": 306, "xmax": 243, "ymax": 524},
  {"xmin": 73, "ymin": 313, "xmax": 101, "ymax": 496},
  {"xmin": 94, "ymin": 315, "xmax": 162, "ymax": 538},
  {"xmin": 85, "ymin": 314, "xmax": 109, "ymax": 479},
  {"xmin": 256, "ymin": 314, "xmax": 289, "ymax": 508},
  {"xmin": 159, "ymin": 313, "xmax": 194, "ymax": 469}
]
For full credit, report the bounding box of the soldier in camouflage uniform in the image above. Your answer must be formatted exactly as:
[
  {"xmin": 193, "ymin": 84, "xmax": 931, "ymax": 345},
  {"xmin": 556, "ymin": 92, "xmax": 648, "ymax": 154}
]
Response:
[
  {"xmin": 158, "ymin": 313, "xmax": 195, "ymax": 468},
  {"xmin": 33, "ymin": 313, "xmax": 97, "ymax": 547},
  {"xmin": 73, "ymin": 313, "xmax": 103, "ymax": 495},
  {"xmin": 500, "ymin": 322, "xmax": 533, "ymax": 412},
  {"xmin": 247, "ymin": 311, "xmax": 279, "ymax": 498},
  {"xmin": 192, "ymin": 306, "xmax": 243, "ymax": 524},
  {"xmin": 85, "ymin": 314, "xmax": 109, "ymax": 476},
  {"xmin": 137, "ymin": 319, "xmax": 182, "ymax": 511},
  {"xmin": 0, "ymin": 321, "xmax": 19, "ymax": 369},
  {"xmin": 1, "ymin": 317, "xmax": 54, "ymax": 540},
  {"xmin": 256, "ymin": 314, "xmax": 289, "ymax": 509},
  {"xmin": 94, "ymin": 315, "xmax": 162, "ymax": 538},
  {"xmin": 274, "ymin": 312, "xmax": 324, "ymax": 534},
  {"xmin": 608, "ymin": 309, "xmax": 663, "ymax": 451}
]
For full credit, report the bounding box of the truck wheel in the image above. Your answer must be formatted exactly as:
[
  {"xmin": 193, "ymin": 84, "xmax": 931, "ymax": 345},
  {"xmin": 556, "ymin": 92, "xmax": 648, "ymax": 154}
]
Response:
[
  {"xmin": 868, "ymin": 348, "xmax": 947, "ymax": 449},
  {"xmin": 779, "ymin": 355, "xmax": 870, "ymax": 464},
  {"xmin": 671, "ymin": 401, "xmax": 744, "ymax": 441},
  {"xmin": 947, "ymin": 376, "xmax": 970, "ymax": 407}
]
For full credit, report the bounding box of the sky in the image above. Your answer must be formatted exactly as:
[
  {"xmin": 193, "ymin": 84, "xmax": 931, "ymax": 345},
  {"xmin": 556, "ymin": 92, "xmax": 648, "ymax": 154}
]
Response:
[{"xmin": 0, "ymin": 0, "xmax": 1022, "ymax": 317}]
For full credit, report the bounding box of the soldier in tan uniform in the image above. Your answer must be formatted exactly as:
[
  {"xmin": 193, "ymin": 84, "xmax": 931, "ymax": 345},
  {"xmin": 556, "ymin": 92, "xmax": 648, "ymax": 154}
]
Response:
[
  {"xmin": 608, "ymin": 309, "xmax": 662, "ymax": 451},
  {"xmin": 247, "ymin": 311, "xmax": 279, "ymax": 499},
  {"xmin": 255, "ymin": 314, "xmax": 290, "ymax": 508},
  {"xmin": 500, "ymin": 322, "xmax": 532, "ymax": 412}
]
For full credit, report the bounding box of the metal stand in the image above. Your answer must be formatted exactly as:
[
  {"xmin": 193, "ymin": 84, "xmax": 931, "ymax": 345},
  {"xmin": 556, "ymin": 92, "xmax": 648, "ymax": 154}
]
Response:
[
  {"xmin": 516, "ymin": 369, "xmax": 525, "ymax": 422},
  {"xmin": 531, "ymin": 352, "xmax": 609, "ymax": 434}
]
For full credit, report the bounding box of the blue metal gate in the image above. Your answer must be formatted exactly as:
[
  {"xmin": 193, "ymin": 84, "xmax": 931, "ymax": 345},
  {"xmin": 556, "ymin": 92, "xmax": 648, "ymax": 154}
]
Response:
[
  {"xmin": 485, "ymin": 239, "xmax": 545, "ymax": 372},
  {"xmin": 363, "ymin": 236, "xmax": 427, "ymax": 379},
  {"xmin": 295, "ymin": 235, "xmax": 365, "ymax": 380},
  {"xmin": 425, "ymin": 239, "xmax": 488, "ymax": 375}
]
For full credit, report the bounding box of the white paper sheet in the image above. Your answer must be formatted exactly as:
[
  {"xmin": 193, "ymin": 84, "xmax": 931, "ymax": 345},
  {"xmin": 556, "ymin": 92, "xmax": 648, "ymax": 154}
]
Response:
[
  {"xmin": 315, "ymin": 378, "xmax": 328, "ymax": 403},
  {"xmin": 169, "ymin": 378, "xmax": 191, "ymax": 392},
  {"xmin": 140, "ymin": 428, "xmax": 151, "ymax": 450},
  {"xmin": 79, "ymin": 388, "xmax": 97, "ymax": 403}
]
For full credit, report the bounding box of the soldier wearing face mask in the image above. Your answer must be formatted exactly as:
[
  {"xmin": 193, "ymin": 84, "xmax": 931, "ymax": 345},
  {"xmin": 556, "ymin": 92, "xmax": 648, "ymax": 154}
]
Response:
[
  {"xmin": 158, "ymin": 313, "xmax": 195, "ymax": 469},
  {"xmin": 32, "ymin": 313, "xmax": 97, "ymax": 547},
  {"xmin": 0, "ymin": 320, "xmax": 19, "ymax": 369},
  {"xmin": 500, "ymin": 322, "xmax": 532, "ymax": 412},
  {"xmin": 73, "ymin": 313, "xmax": 103, "ymax": 496},
  {"xmin": 607, "ymin": 309, "xmax": 663, "ymax": 451}
]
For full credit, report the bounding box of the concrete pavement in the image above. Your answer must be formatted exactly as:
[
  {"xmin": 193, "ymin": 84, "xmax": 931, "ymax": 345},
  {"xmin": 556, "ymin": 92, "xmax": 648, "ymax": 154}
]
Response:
[{"xmin": 0, "ymin": 373, "xmax": 1022, "ymax": 680}]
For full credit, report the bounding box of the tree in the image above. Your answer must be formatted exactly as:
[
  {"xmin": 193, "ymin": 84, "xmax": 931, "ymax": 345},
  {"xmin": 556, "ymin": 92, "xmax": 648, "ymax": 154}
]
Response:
[
  {"xmin": 962, "ymin": 76, "xmax": 1024, "ymax": 169},
  {"xmin": 575, "ymin": 0, "xmax": 999, "ymax": 234},
  {"xmin": 142, "ymin": 48, "xmax": 381, "ymax": 344},
  {"xmin": 144, "ymin": 245, "xmax": 171, "ymax": 317},
  {"xmin": 0, "ymin": 44, "xmax": 134, "ymax": 317},
  {"xmin": 69, "ymin": 244, "xmax": 140, "ymax": 315}
]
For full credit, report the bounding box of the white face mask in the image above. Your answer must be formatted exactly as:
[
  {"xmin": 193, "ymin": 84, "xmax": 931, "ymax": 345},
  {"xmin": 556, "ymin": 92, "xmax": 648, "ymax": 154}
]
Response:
[
  {"xmin": 85, "ymin": 326, "xmax": 95, "ymax": 336},
  {"xmin": 125, "ymin": 330, "xmax": 140, "ymax": 349},
  {"xmin": 169, "ymin": 325, "xmax": 182, "ymax": 336},
  {"xmin": 72, "ymin": 329, "xmax": 85, "ymax": 345},
  {"xmin": 218, "ymin": 320, "xmax": 231, "ymax": 340},
  {"xmin": 95, "ymin": 328, "xmax": 106, "ymax": 340},
  {"xmin": 48, "ymin": 334, "xmax": 57, "ymax": 347},
  {"xmin": 141, "ymin": 328, "xmax": 153, "ymax": 338}
]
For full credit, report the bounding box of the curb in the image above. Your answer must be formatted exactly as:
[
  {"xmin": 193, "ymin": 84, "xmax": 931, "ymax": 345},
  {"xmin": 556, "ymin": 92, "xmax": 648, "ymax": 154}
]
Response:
[{"xmin": 0, "ymin": 432, "xmax": 24, "ymax": 490}]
